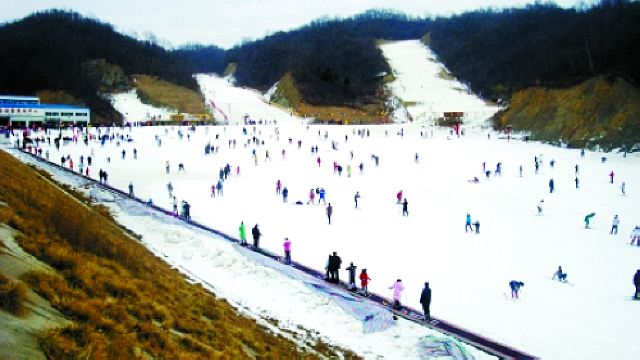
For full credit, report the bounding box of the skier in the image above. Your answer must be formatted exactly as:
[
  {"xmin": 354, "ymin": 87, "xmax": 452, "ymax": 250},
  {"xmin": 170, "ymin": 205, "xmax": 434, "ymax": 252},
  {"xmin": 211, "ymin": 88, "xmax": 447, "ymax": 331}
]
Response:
[
  {"xmin": 282, "ymin": 187, "xmax": 289, "ymax": 203},
  {"xmin": 239, "ymin": 221, "xmax": 247, "ymax": 246},
  {"xmin": 346, "ymin": 262, "xmax": 357, "ymax": 290},
  {"xmin": 549, "ymin": 178, "xmax": 555, "ymax": 193},
  {"xmin": 318, "ymin": 188, "xmax": 326, "ymax": 205},
  {"xmin": 354, "ymin": 191, "xmax": 360, "ymax": 208},
  {"xmin": 359, "ymin": 269, "xmax": 371, "ymax": 295},
  {"xmin": 251, "ymin": 224, "xmax": 261, "ymax": 248},
  {"xmin": 552, "ymin": 266, "xmax": 568, "ymax": 282},
  {"xmin": 420, "ymin": 282, "xmax": 432, "ymax": 320},
  {"xmin": 465, "ymin": 213, "xmax": 473, "ymax": 232},
  {"xmin": 537, "ymin": 199, "xmax": 544, "ymax": 215},
  {"xmin": 584, "ymin": 212, "xmax": 595, "ymax": 229},
  {"xmin": 389, "ymin": 279, "xmax": 405, "ymax": 310},
  {"xmin": 283, "ymin": 238, "xmax": 291, "ymax": 265},
  {"xmin": 402, "ymin": 198, "xmax": 409, "ymax": 216},
  {"xmin": 396, "ymin": 190, "xmax": 403, "ymax": 204},
  {"xmin": 128, "ymin": 182, "xmax": 134, "ymax": 197},
  {"xmin": 509, "ymin": 281, "xmax": 524, "ymax": 299},
  {"xmin": 611, "ymin": 215, "xmax": 620, "ymax": 235},
  {"xmin": 630, "ymin": 226, "xmax": 640, "ymax": 246},
  {"xmin": 326, "ymin": 203, "xmax": 333, "ymax": 224},
  {"xmin": 216, "ymin": 180, "xmax": 223, "ymax": 196},
  {"xmin": 307, "ymin": 188, "xmax": 316, "ymax": 204},
  {"xmin": 634, "ymin": 270, "xmax": 640, "ymax": 299},
  {"xmin": 609, "ymin": 170, "xmax": 615, "ymax": 184}
]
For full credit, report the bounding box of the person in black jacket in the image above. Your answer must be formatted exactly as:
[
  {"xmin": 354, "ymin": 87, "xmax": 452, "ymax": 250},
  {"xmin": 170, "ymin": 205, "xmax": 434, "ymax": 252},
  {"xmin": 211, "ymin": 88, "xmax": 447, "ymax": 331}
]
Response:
[
  {"xmin": 346, "ymin": 262, "xmax": 357, "ymax": 290},
  {"xmin": 420, "ymin": 282, "xmax": 432, "ymax": 320},
  {"xmin": 634, "ymin": 269, "xmax": 640, "ymax": 299},
  {"xmin": 251, "ymin": 224, "xmax": 261, "ymax": 249},
  {"xmin": 327, "ymin": 252, "xmax": 342, "ymax": 283}
]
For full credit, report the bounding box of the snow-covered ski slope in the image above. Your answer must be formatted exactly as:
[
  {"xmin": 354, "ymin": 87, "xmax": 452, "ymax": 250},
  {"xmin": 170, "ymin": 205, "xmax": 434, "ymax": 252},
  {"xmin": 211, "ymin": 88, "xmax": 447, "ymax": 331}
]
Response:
[
  {"xmin": 196, "ymin": 74, "xmax": 308, "ymax": 125},
  {"xmin": 10, "ymin": 39, "xmax": 640, "ymax": 359},
  {"xmin": 109, "ymin": 90, "xmax": 175, "ymax": 122},
  {"xmin": 9, "ymin": 147, "xmax": 495, "ymax": 360},
  {"xmin": 380, "ymin": 40, "xmax": 500, "ymax": 126},
  {"xmin": 17, "ymin": 122, "xmax": 640, "ymax": 359}
]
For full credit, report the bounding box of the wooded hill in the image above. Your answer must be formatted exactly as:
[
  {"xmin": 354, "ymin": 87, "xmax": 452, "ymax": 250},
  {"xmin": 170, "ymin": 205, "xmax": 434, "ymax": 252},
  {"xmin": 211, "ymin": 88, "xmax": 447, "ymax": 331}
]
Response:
[
  {"xmin": 208, "ymin": 2, "xmax": 639, "ymax": 103},
  {"xmin": 0, "ymin": 10, "xmax": 200, "ymax": 124}
]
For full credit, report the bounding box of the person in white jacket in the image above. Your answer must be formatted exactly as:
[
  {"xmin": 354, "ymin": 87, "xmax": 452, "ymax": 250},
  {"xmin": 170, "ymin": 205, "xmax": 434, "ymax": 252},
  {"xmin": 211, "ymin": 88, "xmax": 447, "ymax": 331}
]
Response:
[
  {"xmin": 611, "ymin": 215, "xmax": 620, "ymax": 235},
  {"xmin": 389, "ymin": 279, "xmax": 405, "ymax": 310},
  {"xmin": 630, "ymin": 226, "xmax": 640, "ymax": 246}
]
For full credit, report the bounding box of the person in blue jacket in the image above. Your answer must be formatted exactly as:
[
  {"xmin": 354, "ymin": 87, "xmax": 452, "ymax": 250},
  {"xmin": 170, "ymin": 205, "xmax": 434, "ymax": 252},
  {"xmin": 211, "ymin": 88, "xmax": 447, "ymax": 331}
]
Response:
[{"xmin": 509, "ymin": 280, "xmax": 524, "ymax": 299}]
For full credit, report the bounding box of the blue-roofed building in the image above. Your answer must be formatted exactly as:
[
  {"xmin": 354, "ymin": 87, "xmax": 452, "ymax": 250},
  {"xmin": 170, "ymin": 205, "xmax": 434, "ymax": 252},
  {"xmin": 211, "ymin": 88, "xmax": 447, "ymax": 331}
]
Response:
[{"xmin": 0, "ymin": 95, "xmax": 90, "ymax": 127}]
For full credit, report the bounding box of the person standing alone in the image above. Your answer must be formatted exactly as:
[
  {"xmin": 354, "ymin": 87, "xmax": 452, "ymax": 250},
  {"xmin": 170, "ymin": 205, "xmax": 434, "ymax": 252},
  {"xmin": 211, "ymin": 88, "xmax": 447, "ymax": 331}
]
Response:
[
  {"xmin": 326, "ymin": 203, "xmax": 333, "ymax": 224},
  {"xmin": 611, "ymin": 215, "xmax": 620, "ymax": 235},
  {"xmin": 420, "ymin": 282, "xmax": 432, "ymax": 321},
  {"xmin": 283, "ymin": 238, "xmax": 291, "ymax": 265}
]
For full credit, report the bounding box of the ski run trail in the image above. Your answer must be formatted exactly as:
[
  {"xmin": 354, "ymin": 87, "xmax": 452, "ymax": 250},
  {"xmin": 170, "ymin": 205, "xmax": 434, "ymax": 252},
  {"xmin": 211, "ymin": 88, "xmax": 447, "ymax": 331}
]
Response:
[{"xmin": 7, "ymin": 40, "xmax": 640, "ymax": 359}]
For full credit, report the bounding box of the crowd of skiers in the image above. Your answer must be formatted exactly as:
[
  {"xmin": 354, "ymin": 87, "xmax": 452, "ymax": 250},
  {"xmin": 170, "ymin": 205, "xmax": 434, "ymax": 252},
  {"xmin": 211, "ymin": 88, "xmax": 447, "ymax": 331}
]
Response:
[{"xmin": 16, "ymin": 123, "xmax": 640, "ymax": 321}]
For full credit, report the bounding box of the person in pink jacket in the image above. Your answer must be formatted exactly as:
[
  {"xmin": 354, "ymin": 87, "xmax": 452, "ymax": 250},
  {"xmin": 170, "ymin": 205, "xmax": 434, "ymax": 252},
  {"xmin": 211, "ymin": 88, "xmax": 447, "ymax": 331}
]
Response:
[
  {"xmin": 283, "ymin": 237, "xmax": 291, "ymax": 264},
  {"xmin": 389, "ymin": 279, "xmax": 405, "ymax": 309}
]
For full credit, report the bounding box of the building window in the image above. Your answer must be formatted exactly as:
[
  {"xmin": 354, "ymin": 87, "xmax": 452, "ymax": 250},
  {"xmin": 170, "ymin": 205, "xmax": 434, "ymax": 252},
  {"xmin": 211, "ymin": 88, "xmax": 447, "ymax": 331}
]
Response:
[
  {"xmin": 75, "ymin": 112, "xmax": 88, "ymax": 116},
  {"xmin": 61, "ymin": 112, "xmax": 73, "ymax": 116}
]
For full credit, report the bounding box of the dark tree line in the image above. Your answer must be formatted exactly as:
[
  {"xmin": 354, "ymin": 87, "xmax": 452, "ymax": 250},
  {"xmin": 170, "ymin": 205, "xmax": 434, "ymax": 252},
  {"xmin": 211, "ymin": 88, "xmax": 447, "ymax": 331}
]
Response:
[
  {"xmin": 2, "ymin": 4, "xmax": 639, "ymax": 122},
  {"xmin": 221, "ymin": 10, "xmax": 431, "ymax": 106},
  {"xmin": 0, "ymin": 10, "xmax": 198, "ymax": 124},
  {"xmin": 188, "ymin": 3, "xmax": 639, "ymax": 105},
  {"xmin": 428, "ymin": 1, "xmax": 640, "ymax": 99}
]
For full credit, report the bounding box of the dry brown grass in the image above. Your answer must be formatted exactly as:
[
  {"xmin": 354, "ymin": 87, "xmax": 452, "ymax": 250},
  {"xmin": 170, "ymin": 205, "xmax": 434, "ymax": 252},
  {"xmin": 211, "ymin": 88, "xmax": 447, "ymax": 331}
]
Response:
[
  {"xmin": 0, "ymin": 150, "xmax": 340, "ymax": 358},
  {"xmin": 494, "ymin": 75, "xmax": 640, "ymax": 150},
  {"xmin": 134, "ymin": 74, "xmax": 206, "ymax": 115},
  {"xmin": 0, "ymin": 273, "xmax": 28, "ymax": 316}
]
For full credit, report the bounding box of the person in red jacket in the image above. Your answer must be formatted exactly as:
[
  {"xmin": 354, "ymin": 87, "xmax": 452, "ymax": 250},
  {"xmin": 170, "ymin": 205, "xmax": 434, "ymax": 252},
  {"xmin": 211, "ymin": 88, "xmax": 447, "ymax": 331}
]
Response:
[{"xmin": 359, "ymin": 269, "xmax": 371, "ymax": 295}]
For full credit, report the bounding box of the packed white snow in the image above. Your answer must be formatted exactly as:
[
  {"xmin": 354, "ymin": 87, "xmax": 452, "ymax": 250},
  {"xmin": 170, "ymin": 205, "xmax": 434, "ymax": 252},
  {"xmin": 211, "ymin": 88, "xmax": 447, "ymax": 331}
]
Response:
[
  {"xmin": 196, "ymin": 74, "xmax": 309, "ymax": 125},
  {"xmin": 109, "ymin": 90, "xmax": 175, "ymax": 123},
  {"xmin": 380, "ymin": 40, "xmax": 500, "ymax": 126},
  {"xmin": 6, "ymin": 40, "xmax": 640, "ymax": 359}
]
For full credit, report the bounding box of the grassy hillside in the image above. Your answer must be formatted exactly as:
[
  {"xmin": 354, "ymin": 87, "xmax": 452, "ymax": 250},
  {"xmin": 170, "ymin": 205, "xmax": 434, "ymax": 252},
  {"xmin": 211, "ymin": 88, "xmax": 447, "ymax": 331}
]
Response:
[
  {"xmin": 493, "ymin": 76, "xmax": 640, "ymax": 151},
  {"xmin": 0, "ymin": 150, "xmax": 351, "ymax": 358},
  {"xmin": 134, "ymin": 75, "xmax": 207, "ymax": 115}
]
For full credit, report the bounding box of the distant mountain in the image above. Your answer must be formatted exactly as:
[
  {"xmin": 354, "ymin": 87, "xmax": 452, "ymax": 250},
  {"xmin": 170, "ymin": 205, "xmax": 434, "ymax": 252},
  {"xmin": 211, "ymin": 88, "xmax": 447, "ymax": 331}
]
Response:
[{"xmin": 0, "ymin": 10, "xmax": 198, "ymax": 124}]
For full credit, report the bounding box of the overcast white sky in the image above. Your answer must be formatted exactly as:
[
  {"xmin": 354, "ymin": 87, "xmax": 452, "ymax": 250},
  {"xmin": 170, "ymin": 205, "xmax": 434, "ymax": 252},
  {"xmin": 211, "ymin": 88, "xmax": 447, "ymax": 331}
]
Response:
[{"xmin": 1, "ymin": 0, "xmax": 591, "ymax": 49}]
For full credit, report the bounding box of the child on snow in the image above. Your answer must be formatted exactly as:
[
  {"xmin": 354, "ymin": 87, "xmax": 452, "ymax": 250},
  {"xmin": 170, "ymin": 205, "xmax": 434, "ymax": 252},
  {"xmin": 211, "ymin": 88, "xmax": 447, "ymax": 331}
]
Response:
[
  {"xmin": 359, "ymin": 269, "xmax": 371, "ymax": 295},
  {"xmin": 389, "ymin": 279, "xmax": 405, "ymax": 309}
]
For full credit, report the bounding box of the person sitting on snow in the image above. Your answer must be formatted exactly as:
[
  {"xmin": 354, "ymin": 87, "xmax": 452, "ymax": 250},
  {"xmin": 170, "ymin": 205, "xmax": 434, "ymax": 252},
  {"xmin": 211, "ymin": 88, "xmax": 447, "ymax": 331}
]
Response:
[{"xmin": 552, "ymin": 266, "xmax": 568, "ymax": 282}]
